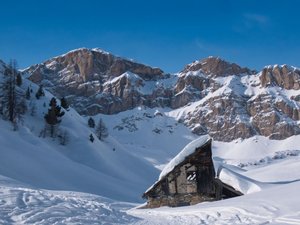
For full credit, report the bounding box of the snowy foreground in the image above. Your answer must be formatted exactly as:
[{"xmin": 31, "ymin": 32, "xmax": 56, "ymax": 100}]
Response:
[
  {"xmin": 1, "ymin": 134, "xmax": 300, "ymax": 224},
  {"xmin": 1, "ymin": 167, "xmax": 299, "ymax": 225}
]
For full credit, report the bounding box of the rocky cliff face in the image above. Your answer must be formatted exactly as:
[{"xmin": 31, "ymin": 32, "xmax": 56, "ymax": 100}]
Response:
[
  {"xmin": 25, "ymin": 48, "xmax": 168, "ymax": 114},
  {"xmin": 181, "ymin": 57, "xmax": 255, "ymax": 77},
  {"xmin": 260, "ymin": 65, "xmax": 300, "ymax": 90},
  {"xmin": 174, "ymin": 64, "xmax": 300, "ymax": 141},
  {"xmin": 24, "ymin": 50, "xmax": 300, "ymax": 141}
]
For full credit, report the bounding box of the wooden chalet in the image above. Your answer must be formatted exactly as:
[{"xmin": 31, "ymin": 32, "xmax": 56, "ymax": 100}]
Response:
[{"xmin": 142, "ymin": 135, "xmax": 242, "ymax": 208}]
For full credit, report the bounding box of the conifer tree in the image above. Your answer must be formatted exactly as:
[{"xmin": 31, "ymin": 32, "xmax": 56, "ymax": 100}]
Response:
[
  {"xmin": 0, "ymin": 60, "xmax": 27, "ymax": 130},
  {"xmin": 95, "ymin": 118, "xmax": 108, "ymax": 141},
  {"xmin": 89, "ymin": 133, "xmax": 94, "ymax": 142},
  {"xmin": 60, "ymin": 97, "xmax": 69, "ymax": 110},
  {"xmin": 16, "ymin": 73, "xmax": 22, "ymax": 86},
  {"xmin": 26, "ymin": 87, "xmax": 31, "ymax": 100},
  {"xmin": 44, "ymin": 97, "xmax": 65, "ymax": 137},
  {"xmin": 88, "ymin": 117, "xmax": 95, "ymax": 128},
  {"xmin": 35, "ymin": 85, "xmax": 45, "ymax": 99}
]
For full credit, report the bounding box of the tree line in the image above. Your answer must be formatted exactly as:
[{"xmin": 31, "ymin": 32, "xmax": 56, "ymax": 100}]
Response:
[{"xmin": 0, "ymin": 59, "xmax": 109, "ymax": 144}]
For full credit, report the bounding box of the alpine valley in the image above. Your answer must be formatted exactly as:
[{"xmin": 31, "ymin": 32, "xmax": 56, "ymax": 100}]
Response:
[{"xmin": 0, "ymin": 48, "xmax": 299, "ymax": 224}]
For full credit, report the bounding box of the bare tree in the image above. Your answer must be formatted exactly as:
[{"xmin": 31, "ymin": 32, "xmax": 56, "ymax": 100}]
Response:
[
  {"xmin": 0, "ymin": 60, "xmax": 26, "ymax": 129},
  {"xmin": 95, "ymin": 118, "xmax": 108, "ymax": 141}
]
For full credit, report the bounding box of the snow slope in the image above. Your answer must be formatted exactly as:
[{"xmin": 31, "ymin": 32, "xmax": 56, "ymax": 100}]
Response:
[
  {"xmin": 129, "ymin": 180, "xmax": 300, "ymax": 225},
  {"xmin": 0, "ymin": 175, "xmax": 138, "ymax": 225},
  {"xmin": 1, "ymin": 99, "xmax": 300, "ymax": 224},
  {"xmin": 129, "ymin": 136, "xmax": 300, "ymax": 224},
  {"xmin": 0, "ymin": 77, "xmax": 162, "ymax": 203},
  {"xmin": 0, "ymin": 68, "xmax": 300, "ymax": 224}
]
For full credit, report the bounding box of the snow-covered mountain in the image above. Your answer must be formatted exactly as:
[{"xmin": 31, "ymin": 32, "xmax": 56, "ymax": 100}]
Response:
[
  {"xmin": 0, "ymin": 54, "xmax": 300, "ymax": 224},
  {"xmin": 24, "ymin": 49, "xmax": 300, "ymax": 141}
]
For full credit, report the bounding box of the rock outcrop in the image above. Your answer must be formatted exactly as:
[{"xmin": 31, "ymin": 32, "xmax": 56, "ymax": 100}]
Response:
[
  {"xmin": 23, "ymin": 50, "xmax": 300, "ymax": 141},
  {"xmin": 25, "ymin": 48, "xmax": 167, "ymax": 114},
  {"xmin": 260, "ymin": 65, "xmax": 300, "ymax": 90},
  {"xmin": 181, "ymin": 57, "xmax": 255, "ymax": 77}
]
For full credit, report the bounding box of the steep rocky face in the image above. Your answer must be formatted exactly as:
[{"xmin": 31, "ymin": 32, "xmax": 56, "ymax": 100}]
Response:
[
  {"xmin": 175, "ymin": 70, "xmax": 300, "ymax": 141},
  {"xmin": 171, "ymin": 57, "xmax": 256, "ymax": 109},
  {"xmin": 24, "ymin": 48, "xmax": 168, "ymax": 114},
  {"xmin": 27, "ymin": 48, "xmax": 164, "ymax": 84},
  {"xmin": 247, "ymin": 94, "xmax": 300, "ymax": 139},
  {"xmin": 181, "ymin": 57, "xmax": 255, "ymax": 77},
  {"xmin": 184, "ymin": 93, "xmax": 256, "ymax": 142},
  {"xmin": 260, "ymin": 65, "xmax": 300, "ymax": 90},
  {"xmin": 24, "ymin": 51, "xmax": 300, "ymax": 142}
]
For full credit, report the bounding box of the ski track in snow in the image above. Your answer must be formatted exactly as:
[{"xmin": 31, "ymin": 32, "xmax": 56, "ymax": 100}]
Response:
[{"xmin": 0, "ymin": 186, "xmax": 138, "ymax": 225}]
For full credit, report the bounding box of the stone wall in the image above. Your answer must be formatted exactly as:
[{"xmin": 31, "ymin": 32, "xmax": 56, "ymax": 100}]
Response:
[{"xmin": 145, "ymin": 193, "xmax": 215, "ymax": 208}]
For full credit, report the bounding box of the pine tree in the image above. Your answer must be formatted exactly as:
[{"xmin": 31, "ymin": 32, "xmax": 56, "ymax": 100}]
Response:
[
  {"xmin": 88, "ymin": 117, "xmax": 95, "ymax": 128},
  {"xmin": 44, "ymin": 97, "xmax": 65, "ymax": 137},
  {"xmin": 16, "ymin": 73, "xmax": 22, "ymax": 86},
  {"xmin": 35, "ymin": 85, "xmax": 45, "ymax": 99},
  {"xmin": 95, "ymin": 118, "xmax": 108, "ymax": 141},
  {"xmin": 89, "ymin": 133, "xmax": 94, "ymax": 142},
  {"xmin": 0, "ymin": 60, "xmax": 26, "ymax": 129},
  {"xmin": 60, "ymin": 97, "xmax": 69, "ymax": 110},
  {"xmin": 26, "ymin": 87, "xmax": 31, "ymax": 100}
]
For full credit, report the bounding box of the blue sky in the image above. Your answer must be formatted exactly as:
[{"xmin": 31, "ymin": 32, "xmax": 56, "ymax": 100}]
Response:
[{"xmin": 1, "ymin": 0, "xmax": 300, "ymax": 73}]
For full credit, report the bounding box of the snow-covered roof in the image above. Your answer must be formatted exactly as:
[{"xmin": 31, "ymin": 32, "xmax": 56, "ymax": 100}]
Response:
[
  {"xmin": 159, "ymin": 135, "xmax": 211, "ymax": 180},
  {"xmin": 144, "ymin": 135, "xmax": 211, "ymax": 194}
]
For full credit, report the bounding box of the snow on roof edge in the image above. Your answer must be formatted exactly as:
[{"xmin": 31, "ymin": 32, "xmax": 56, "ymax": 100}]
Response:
[
  {"xmin": 159, "ymin": 135, "xmax": 211, "ymax": 180},
  {"xmin": 144, "ymin": 135, "xmax": 211, "ymax": 195}
]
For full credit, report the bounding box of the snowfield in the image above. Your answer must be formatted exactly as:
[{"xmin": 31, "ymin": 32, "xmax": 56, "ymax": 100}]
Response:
[
  {"xmin": 0, "ymin": 175, "xmax": 138, "ymax": 225},
  {"xmin": 129, "ymin": 180, "xmax": 300, "ymax": 225},
  {"xmin": 0, "ymin": 73, "xmax": 299, "ymax": 224}
]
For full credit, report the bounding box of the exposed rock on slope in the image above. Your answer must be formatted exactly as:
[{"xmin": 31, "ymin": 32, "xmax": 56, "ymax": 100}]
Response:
[
  {"xmin": 25, "ymin": 48, "xmax": 168, "ymax": 114},
  {"xmin": 172, "ymin": 65, "xmax": 300, "ymax": 141},
  {"xmin": 181, "ymin": 56, "xmax": 255, "ymax": 77},
  {"xmin": 23, "ymin": 50, "xmax": 300, "ymax": 141},
  {"xmin": 260, "ymin": 64, "xmax": 300, "ymax": 90},
  {"xmin": 27, "ymin": 48, "xmax": 164, "ymax": 83}
]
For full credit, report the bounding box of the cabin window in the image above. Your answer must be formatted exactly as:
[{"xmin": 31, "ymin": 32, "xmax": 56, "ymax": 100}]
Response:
[{"xmin": 186, "ymin": 171, "xmax": 197, "ymax": 182}]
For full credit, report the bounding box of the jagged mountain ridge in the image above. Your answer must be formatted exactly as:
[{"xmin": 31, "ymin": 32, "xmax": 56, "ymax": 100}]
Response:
[{"xmin": 22, "ymin": 48, "xmax": 300, "ymax": 141}]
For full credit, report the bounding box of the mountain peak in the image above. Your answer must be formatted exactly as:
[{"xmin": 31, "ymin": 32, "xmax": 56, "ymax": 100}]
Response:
[
  {"xmin": 182, "ymin": 56, "xmax": 255, "ymax": 77},
  {"xmin": 62, "ymin": 47, "xmax": 111, "ymax": 57},
  {"xmin": 26, "ymin": 47, "xmax": 164, "ymax": 84}
]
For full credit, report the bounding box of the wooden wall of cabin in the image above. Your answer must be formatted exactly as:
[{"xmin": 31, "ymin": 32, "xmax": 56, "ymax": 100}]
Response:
[{"xmin": 167, "ymin": 163, "xmax": 198, "ymax": 195}]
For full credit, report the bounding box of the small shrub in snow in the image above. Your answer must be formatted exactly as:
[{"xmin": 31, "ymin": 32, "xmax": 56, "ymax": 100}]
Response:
[
  {"xmin": 152, "ymin": 127, "xmax": 162, "ymax": 134},
  {"xmin": 89, "ymin": 134, "xmax": 94, "ymax": 142}
]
